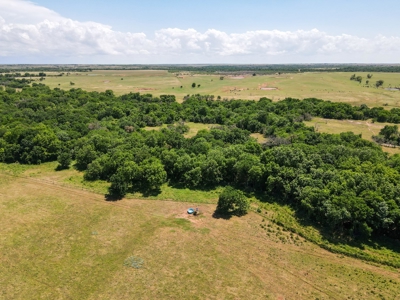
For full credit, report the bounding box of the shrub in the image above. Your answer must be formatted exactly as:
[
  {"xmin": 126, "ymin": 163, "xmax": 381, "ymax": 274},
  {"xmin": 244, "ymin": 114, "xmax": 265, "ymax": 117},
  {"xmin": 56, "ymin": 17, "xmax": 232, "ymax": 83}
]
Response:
[{"xmin": 216, "ymin": 186, "xmax": 249, "ymax": 216}]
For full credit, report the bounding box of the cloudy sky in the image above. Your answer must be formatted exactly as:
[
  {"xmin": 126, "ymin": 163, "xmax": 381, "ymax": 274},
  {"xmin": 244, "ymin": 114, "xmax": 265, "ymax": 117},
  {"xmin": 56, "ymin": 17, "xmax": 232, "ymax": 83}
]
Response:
[{"xmin": 0, "ymin": 0, "xmax": 399, "ymax": 64}]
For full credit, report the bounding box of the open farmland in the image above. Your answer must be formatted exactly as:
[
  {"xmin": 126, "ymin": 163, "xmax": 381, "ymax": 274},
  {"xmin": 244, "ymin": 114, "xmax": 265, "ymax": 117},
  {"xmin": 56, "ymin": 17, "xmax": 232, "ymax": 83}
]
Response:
[
  {"xmin": 3, "ymin": 0, "xmax": 400, "ymax": 297},
  {"xmin": 1, "ymin": 163, "xmax": 400, "ymax": 300},
  {"xmin": 146, "ymin": 121, "xmax": 400, "ymax": 155},
  {"xmin": 3, "ymin": 71, "xmax": 400, "ymax": 299},
  {"xmin": 42, "ymin": 70, "xmax": 400, "ymax": 107},
  {"xmin": 304, "ymin": 117, "xmax": 400, "ymax": 155}
]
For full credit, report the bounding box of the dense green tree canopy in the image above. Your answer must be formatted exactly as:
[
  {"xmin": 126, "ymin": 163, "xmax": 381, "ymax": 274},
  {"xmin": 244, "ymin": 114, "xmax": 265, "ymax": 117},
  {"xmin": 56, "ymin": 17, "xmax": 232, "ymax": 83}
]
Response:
[
  {"xmin": 217, "ymin": 187, "xmax": 249, "ymax": 216},
  {"xmin": 0, "ymin": 84, "xmax": 400, "ymax": 241}
]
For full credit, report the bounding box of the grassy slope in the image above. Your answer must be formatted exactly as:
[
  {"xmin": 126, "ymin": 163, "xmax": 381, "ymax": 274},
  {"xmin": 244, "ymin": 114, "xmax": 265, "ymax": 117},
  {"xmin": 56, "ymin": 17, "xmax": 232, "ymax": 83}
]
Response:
[
  {"xmin": 1, "ymin": 162, "xmax": 400, "ymax": 299},
  {"xmin": 4, "ymin": 73, "xmax": 400, "ymax": 298},
  {"xmin": 304, "ymin": 117, "xmax": 400, "ymax": 155},
  {"xmin": 145, "ymin": 121, "xmax": 400, "ymax": 155},
  {"xmin": 42, "ymin": 70, "xmax": 400, "ymax": 107}
]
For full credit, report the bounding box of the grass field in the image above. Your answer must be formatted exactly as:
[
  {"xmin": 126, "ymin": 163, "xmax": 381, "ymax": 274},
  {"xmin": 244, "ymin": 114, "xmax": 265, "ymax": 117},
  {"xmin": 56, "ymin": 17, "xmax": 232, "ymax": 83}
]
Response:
[
  {"xmin": 4, "ymin": 71, "xmax": 400, "ymax": 299},
  {"xmin": 145, "ymin": 121, "xmax": 400, "ymax": 155},
  {"xmin": 304, "ymin": 117, "xmax": 400, "ymax": 155},
  {"xmin": 1, "ymin": 162, "xmax": 400, "ymax": 299},
  {"xmin": 41, "ymin": 70, "xmax": 400, "ymax": 107},
  {"xmin": 144, "ymin": 122, "xmax": 216, "ymax": 139}
]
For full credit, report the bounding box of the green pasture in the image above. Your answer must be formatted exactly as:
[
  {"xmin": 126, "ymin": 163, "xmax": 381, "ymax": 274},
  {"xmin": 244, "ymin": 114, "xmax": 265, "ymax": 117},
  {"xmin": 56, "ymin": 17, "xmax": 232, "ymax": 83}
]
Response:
[
  {"xmin": 41, "ymin": 70, "xmax": 400, "ymax": 107},
  {"xmin": 3, "ymin": 71, "xmax": 400, "ymax": 299},
  {"xmin": 1, "ymin": 162, "xmax": 400, "ymax": 299},
  {"xmin": 144, "ymin": 121, "xmax": 400, "ymax": 155},
  {"xmin": 304, "ymin": 117, "xmax": 400, "ymax": 155}
]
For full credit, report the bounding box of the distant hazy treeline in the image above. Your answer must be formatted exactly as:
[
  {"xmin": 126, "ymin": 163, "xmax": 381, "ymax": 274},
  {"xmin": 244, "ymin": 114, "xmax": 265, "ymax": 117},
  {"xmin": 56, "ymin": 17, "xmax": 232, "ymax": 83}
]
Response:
[{"xmin": 1, "ymin": 64, "xmax": 400, "ymax": 74}]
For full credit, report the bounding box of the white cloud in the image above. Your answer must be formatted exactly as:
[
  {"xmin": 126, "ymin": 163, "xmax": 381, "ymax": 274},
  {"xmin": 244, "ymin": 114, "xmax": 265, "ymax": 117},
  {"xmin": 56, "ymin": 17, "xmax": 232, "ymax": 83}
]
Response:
[
  {"xmin": 0, "ymin": 0, "xmax": 62, "ymax": 24},
  {"xmin": 0, "ymin": 0, "xmax": 399, "ymax": 63}
]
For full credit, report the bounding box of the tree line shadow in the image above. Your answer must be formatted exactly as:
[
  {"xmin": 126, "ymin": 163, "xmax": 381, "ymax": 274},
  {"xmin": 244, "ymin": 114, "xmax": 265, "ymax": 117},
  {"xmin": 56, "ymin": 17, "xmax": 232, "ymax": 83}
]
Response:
[
  {"xmin": 252, "ymin": 191, "xmax": 400, "ymax": 257},
  {"xmin": 104, "ymin": 176, "xmax": 399, "ymax": 259},
  {"xmin": 105, "ymin": 185, "xmax": 163, "ymax": 202}
]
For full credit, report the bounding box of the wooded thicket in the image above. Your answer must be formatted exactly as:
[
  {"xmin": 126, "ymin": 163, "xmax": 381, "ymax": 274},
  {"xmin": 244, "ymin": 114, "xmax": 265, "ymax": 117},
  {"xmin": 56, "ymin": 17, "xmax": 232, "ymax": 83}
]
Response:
[{"xmin": 1, "ymin": 83, "xmax": 400, "ymax": 240}]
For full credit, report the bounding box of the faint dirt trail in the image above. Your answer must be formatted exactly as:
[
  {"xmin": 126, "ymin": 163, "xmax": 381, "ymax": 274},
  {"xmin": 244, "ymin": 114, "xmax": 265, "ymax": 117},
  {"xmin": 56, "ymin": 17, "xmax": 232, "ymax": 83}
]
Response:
[
  {"xmin": 2, "ymin": 170, "xmax": 400, "ymax": 299},
  {"xmin": 365, "ymin": 121, "xmax": 377, "ymax": 135},
  {"xmin": 0, "ymin": 171, "xmax": 135, "ymax": 211}
]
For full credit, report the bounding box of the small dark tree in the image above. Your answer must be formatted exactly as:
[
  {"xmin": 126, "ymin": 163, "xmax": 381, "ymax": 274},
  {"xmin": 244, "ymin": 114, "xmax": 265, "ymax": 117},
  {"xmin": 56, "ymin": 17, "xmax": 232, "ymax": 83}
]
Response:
[
  {"xmin": 57, "ymin": 151, "xmax": 72, "ymax": 170},
  {"xmin": 367, "ymin": 74, "xmax": 373, "ymax": 79},
  {"xmin": 216, "ymin": 187, "xmax": 249, "ymax": 216},
  {"xmin": 197, "ymin": 84, "xmax": 201, "ymax": 88},
  {"xmin": 141, "ymin": 159, "xmax": 167, "ymax": 190},
  {"xmin": 84, "ymin": 160, "xmax": 103, "ymax": 180},
  {"xmin": 220, "ymin": 76, "xmax": 224, "ymax": 80},
  {"xmin": 75, "ymin": 145, "xmax": 97, "ymax": 170},
  {"xmin": 380, "ymin": 125, "xmax": 398, "ymax": 141},
  {"xmin": 192, "ymin": 83, "xmax": 196, "ymax": 88},
  {"xmin": 356, "ymin": 76, "xmax": 362, "ymax": 84},
  {"xmin": 376, "ymin": 80, "xmax": 384, "ymax": 88},
  {"xmin": 109, "ymin": 172, "xmax": 129, "ymax": 196}
]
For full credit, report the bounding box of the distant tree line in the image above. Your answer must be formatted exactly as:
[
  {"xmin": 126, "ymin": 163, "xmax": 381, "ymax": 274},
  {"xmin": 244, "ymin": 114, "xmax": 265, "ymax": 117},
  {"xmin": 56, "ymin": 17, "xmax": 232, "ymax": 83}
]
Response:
[
  {"xmin": 0, "ymin": 67, "xmax": 92, "ymax": 73},
  {"xmin": 0, "ymin": 74, "xmax": 33, "ymax": 88},
  {"xmin": 0, "ymin": 72, "xmax": 47, "ymax": 77},
  {"xmin": 165, "ymin": 64, "xmax": 400, "ymax": 74},
  {"xmin": 2, "ymin": 64, "xmax": 400, "ymax": 74}
]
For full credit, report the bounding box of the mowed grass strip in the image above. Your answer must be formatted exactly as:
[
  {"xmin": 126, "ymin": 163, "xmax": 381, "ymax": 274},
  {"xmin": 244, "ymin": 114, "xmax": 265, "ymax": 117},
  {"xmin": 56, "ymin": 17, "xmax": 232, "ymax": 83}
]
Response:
[
  {"xmin": 43, "ymin": 70, "xmax": 400, "ymax": 107},
  {"xmin": 1, "ymin": 172, "xmax": 400, "ymax": 299}
]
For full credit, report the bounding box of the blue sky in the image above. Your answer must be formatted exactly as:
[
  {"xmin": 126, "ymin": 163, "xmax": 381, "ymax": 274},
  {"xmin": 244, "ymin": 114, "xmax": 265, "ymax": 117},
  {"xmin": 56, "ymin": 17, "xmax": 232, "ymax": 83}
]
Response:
[
  {"xmin": 31, "ymin": 0, "xmax": 400, "ymax": 37},
  {"xmin": 0, "ymin": 0, "xmax": 399, "ymax": 63}
]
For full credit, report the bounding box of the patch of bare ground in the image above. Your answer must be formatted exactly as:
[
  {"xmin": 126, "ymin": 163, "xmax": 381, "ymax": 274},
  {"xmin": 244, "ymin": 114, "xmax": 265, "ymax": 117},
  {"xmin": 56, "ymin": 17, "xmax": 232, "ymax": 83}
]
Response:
[
  {"xmin": 222, "ymin": 86, "xmax": 247, "ymax": 93},
  {"xmin": 250, "ymin": 133, "xmax": 268, "ymax": 144},
  {"xmin": 259, "ymin": 82, "xmax": 278, "ymax": 91},
  {"xmin": 136, "ymin": 87, "xmax": 156, "ymax": 91}
]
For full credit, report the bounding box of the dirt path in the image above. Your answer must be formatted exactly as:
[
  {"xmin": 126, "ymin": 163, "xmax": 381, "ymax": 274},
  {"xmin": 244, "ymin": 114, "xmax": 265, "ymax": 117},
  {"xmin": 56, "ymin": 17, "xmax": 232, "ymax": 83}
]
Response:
[{"xmin": 365, "ymin": 120, "xmax": 378, "ymax": 135}]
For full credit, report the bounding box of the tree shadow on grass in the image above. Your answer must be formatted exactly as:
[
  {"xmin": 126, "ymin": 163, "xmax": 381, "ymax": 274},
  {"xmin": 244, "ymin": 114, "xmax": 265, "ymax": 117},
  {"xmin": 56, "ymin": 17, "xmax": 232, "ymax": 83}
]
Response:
[
  {"xmin": 105, "ymin": 185, "xmax": 162, "ymax": 201},
  {"xmin": 140, "ymin": 187, "xmax": 162, "ymax": 197},
  {"xmin": 291, "ymin": 204, "xmax": 400, "ymax": 256},
  {"xmin": 73, "ymin": 162, "xmax": 87, "ymax": 172},
  {"xmin": 168, "ymin": 181, "xmax": 223, "ymax": 193},
  {"xmin": 105, "ymin": 193, "xmax": 124, "ymax": 202},
  {"xmin": 212, "ymin": 211, "xmax": 233, "ymax": 220},
  {"xmin": 252, "ymin": 191, "xmax": 400, "ymax": 266},
  {"xmin": 128, "ymin": 182, "xmax": 163, "ymax": 197},
  {"xmin": 55, "ymin": 164, "xmax": 69, "ymax": 172}
]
